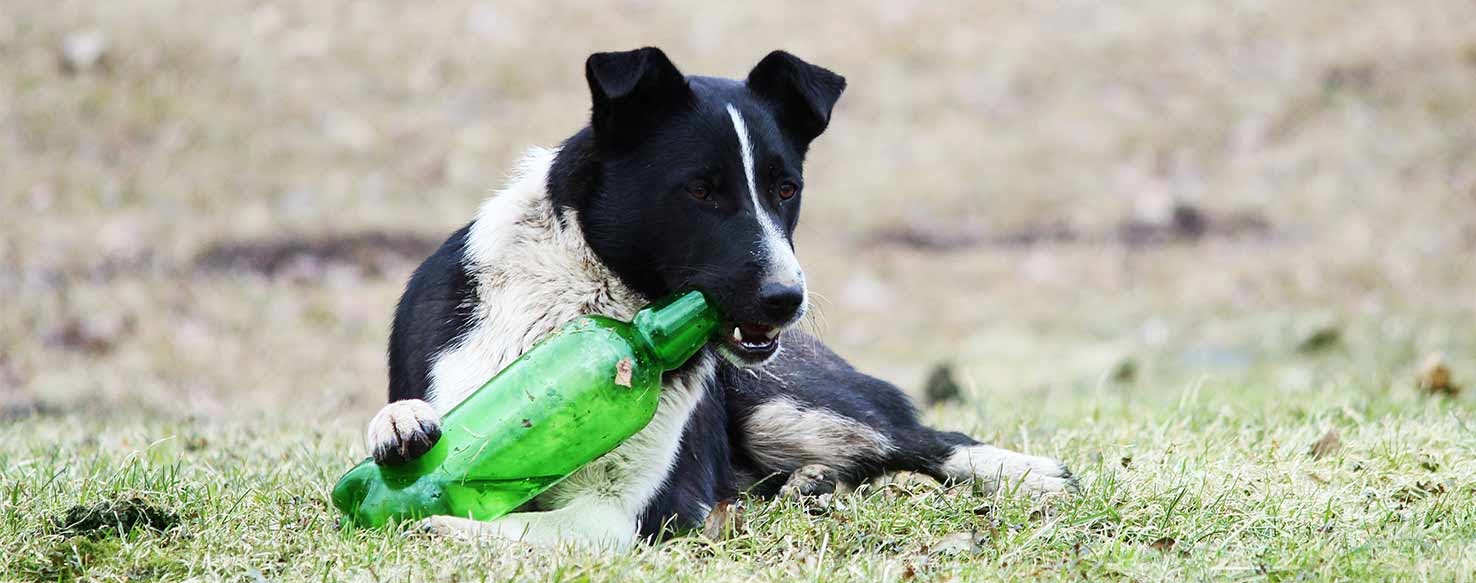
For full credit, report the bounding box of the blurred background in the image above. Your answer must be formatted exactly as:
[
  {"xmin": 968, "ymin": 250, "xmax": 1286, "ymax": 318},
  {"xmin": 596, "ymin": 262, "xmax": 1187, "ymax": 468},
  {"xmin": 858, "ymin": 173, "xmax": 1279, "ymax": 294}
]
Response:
[{"xmin": 3, "ymin": 0, "xmax": 1474, "ymax": 429}]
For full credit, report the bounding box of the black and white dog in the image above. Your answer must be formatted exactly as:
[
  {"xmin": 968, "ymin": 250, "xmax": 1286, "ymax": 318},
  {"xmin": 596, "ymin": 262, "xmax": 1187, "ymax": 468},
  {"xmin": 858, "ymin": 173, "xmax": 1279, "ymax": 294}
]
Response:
[{"xmin": 364, "ymin": 47, "xmax": 1073, "ymax": 548}]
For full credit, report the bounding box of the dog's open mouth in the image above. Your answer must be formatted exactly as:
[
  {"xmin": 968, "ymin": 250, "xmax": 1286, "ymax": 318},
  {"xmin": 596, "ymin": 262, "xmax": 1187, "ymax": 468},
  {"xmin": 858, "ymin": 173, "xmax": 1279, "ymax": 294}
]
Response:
[{"xmin": 718, "ymin": 322, "xmax": 782, "ymax": 363}]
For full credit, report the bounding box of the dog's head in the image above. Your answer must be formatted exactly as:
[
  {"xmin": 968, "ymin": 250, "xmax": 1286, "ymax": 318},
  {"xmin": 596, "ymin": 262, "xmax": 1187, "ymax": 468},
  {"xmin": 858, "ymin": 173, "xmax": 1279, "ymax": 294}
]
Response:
[{"xmin": 552, "ymin": 47, "xmax": 845, "ymax": 366}]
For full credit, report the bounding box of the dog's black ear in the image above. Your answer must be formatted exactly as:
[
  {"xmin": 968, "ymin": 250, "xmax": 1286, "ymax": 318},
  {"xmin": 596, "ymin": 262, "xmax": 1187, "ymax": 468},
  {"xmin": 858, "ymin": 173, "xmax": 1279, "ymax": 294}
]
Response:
[
  {"xmin": 746, "ymin": 51, "xmax": 846, "ymax": 146},
  {"xmin": 586, "ymin": 47, "xmax": 692, "ymax": 152}
]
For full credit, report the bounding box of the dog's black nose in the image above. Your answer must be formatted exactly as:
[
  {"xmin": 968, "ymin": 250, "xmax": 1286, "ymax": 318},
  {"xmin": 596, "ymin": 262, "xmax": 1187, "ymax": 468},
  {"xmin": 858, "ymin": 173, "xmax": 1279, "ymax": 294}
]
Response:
[{"xmin": 757, "ymin": 282, "xmax": 805, "ymax": 323}]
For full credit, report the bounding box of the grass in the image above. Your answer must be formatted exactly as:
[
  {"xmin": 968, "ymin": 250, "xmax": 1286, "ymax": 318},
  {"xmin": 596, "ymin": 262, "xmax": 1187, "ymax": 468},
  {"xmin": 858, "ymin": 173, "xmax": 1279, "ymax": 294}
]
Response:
[
  {"xmin": 5, "ymin": 0, "xmax": 1476, "ymax": 580},
  {"xmin": 5, "ymin": 353, "xmax": 1476, "ymax": 581}
]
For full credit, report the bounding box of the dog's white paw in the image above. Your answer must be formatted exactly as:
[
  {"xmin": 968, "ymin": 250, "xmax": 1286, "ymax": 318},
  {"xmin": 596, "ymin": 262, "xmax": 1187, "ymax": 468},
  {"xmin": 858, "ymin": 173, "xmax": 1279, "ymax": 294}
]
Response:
[
  {"xmin": 414, "ymin": 515, "xmax": 487, "ymax": 540},
  {"xmin": 942, "ymin": 444, "xmax": 1077, "ymax": 497},
  {"xmin": 366, "ymin": 399, "xmax": 442, "ymax": 465}
]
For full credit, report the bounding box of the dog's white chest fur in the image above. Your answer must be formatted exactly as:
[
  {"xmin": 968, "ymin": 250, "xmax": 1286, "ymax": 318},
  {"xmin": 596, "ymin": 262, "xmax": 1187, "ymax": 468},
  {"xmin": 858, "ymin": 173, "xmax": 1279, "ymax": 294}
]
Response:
[{"xmin": 426, "ymin": 148, "xmax": 710, "ymax": 538}]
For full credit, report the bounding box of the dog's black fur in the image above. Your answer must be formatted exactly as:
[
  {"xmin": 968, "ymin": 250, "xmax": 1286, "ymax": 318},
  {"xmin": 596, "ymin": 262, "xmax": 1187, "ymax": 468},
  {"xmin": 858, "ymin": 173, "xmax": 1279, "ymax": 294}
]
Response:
[{"xmin": 374, "ymin": 48, "xmax": 1071, "ymax": 543}]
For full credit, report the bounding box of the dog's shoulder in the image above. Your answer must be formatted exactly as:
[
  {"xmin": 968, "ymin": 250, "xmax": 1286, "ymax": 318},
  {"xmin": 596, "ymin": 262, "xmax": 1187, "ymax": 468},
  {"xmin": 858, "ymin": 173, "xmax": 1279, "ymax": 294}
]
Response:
[
  {"xmin": 419, "ymin": 148, "xmax": 645, "ymax": 409},
  {"xmin": 387, "ymin": 223, "xmax": 477, "ymax": 402}
]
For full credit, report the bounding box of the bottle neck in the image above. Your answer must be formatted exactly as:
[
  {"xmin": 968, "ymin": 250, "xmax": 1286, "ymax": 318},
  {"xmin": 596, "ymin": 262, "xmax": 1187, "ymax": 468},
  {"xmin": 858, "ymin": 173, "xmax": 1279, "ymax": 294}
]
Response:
[{"xmin": 633, "ymin": 291, "xmax": 719, "ymax": 370}]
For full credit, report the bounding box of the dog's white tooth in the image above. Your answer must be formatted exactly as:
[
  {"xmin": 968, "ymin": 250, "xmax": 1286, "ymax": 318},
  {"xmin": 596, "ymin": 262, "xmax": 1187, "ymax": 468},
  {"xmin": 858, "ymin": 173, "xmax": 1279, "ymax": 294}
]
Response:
[
  {"xmin": 764, "ymin": 327, "xmax": 781, "ymax": 339},
  {"xmin": 732, "ymin": 327, "xmax": 743, "ymax": 343}
]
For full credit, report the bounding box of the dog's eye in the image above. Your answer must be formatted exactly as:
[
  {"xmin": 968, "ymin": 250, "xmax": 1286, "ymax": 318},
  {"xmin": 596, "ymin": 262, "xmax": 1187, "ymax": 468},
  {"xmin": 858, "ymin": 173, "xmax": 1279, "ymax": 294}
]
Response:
[
  {"xmin": 686, "ymin": 180, "xmax": 710, "ymax": 201},
  {"xmin": 777, "ymin": 181, "xmax": 799, "ymax": 200}
]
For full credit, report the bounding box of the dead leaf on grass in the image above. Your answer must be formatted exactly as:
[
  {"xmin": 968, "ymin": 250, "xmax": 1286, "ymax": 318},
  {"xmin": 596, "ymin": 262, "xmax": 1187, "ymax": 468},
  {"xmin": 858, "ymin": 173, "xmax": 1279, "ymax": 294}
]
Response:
[
  {"xmin": 931, "ymin": 531, "xmax": 981, "ymax": 556},
  {"xmin": 701, "ymin": 499, "xmax": 743, "ymax": 541},
  {"xmin": 1393, "ymin": 481, "xmax": 1447, "ymax": 504},
  {"xmin": 1416, "ymin": 354, "xmax": 1461, "ymax": 396},
  {"xmin": 1309, "ymin": 428, "xmax": 1342, "ymax": 460}
]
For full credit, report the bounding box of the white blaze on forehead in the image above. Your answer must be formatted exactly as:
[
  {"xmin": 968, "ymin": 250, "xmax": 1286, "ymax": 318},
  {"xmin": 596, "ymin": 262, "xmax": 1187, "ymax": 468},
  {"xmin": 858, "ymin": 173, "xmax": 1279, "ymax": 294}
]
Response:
[{"xmin": 725, "ymin": 103, "xmax": 804, "ymax": 290}]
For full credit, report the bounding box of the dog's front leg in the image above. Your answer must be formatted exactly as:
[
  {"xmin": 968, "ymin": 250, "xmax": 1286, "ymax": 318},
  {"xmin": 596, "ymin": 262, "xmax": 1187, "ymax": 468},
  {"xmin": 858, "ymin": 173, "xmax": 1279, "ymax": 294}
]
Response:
[{"xmin": 417, "ymin": 501, "xmax": 638, "ymax": 550}]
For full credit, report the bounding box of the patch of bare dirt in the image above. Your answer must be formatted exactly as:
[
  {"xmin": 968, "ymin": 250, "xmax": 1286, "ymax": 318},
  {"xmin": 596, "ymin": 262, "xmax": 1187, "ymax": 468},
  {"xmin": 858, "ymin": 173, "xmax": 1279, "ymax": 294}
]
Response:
[
  {"xmin": 193, "ymin": 232, "xmax": 439, "ymax": 279},
  {"xmin": 54, "ymin": 496, "xmax": 178, "ymax": 538},
  {"xmin": 46, "ymin": 315, "xmax": 135, "ymax": 356},
  {"xmin": 861, "ymin": 204, "xmax": 1273, "ymax": 252}
]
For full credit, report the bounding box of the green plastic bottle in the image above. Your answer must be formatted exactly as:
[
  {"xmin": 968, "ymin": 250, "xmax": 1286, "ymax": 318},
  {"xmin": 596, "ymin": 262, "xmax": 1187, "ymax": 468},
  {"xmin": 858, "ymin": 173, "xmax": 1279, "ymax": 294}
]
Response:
[{"xmin": 332, "ymin": 291, "xmax": 719, "ymax": 528}]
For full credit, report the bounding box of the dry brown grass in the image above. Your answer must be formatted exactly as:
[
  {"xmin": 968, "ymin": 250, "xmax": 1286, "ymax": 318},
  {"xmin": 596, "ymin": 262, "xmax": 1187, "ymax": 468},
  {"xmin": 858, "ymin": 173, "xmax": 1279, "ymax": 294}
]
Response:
[{"xmin": 6, "ymin": 0, "xmax": 1473, "ymax": 420}]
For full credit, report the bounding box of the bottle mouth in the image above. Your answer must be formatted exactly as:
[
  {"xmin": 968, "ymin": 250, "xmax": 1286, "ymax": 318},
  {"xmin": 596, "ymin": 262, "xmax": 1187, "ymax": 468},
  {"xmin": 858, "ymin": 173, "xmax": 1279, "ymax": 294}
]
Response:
[{"xmin": 633, "ymin": 291, "xmax": 720, "ymax": 370}]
